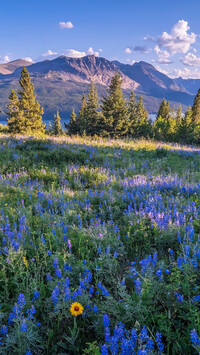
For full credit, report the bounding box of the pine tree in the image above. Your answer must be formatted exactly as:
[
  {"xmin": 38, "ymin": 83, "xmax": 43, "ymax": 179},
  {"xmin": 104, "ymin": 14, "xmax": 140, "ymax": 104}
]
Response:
[
  {"xmin": 136, "ymin": 96, "xmax": 151, "ymax": 138},
  {"xmin": 101, "ymin": 73, "xmax": 128, "ymax": 137},
  {"xmin": 154, "ymin": 99, "xmax": 176, "ymax": 141},
  {"xmin": 157, "ymin": 99, "xmax": 170, "ymax": 119},
  {"xmin": 18, "ymin": 66, "xmax": 45, "ymax": 134},
  {"xmin": 174, "ymin": 104, "xmax": 182, "ymax": 141},
  {"xmin": 52, "ymin": 110, "xmax": 62, "ymax": 136},
  {"xmin": 191, "ymin": 88, "xmax": 200, "ymax": 142},
  {"xmin": 177, "ymin": 106, "xmax": 193, "ymax": 143},
  {"xmin": 7, "ymin": 89, "xmax": 26, "ymax": 134},
  {"xmin": 78, "ymin": 95, "xmax": 87, "ymax": 135},
  {"xmin": 86, "ymin": 82, "xmax": 100, "ymax": 135},
  {"xmin": 128, "ymin": 91, "xmax": 138, "ymax": 137},
  {"xmin": 67, "ymin": 108, "xmax": 79, "ymax": 135}
]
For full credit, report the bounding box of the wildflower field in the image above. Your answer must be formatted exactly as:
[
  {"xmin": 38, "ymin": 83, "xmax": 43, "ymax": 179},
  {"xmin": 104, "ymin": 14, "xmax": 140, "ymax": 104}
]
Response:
[{"xmin": 1, "ymin": 136, "xmax": 200, "ymax": 354}]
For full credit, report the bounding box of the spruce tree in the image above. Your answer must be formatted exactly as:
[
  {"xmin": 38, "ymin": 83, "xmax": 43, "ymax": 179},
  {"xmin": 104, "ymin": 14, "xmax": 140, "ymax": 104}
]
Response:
[
  {"xmin": 7, "ymin": 89, "xmax": 26, "ymax": 134},
  {"xmin": 18, "ymin": 66, "xmax": 45, "ymax": 134},
  {"xmin": 136, "ymin": 96, "xmax": 151, "ymax": 138},
  {"xmin": 177, "ymin": 106, "xmax": 193, "ymax": 143},
  {"xmin": 86, "ymin": 82, "xmax": 100, "ymax": 135},
  {"xmin": 78, "ymin": 95, "xmax": 87, "ymax": 135},
  {"xmin": 174, "ymin": 105, "xmax": 182, "ymax": 141},
  {"xmin": 67, "ymin": 108, "xmax": 79, "ymax": 135},
  {"xmin": 157, "ymin": 99, "xmax": 170, "ymax": 119},
  {"xmin": 191, "ymin": 88, "xmax": 200, "ymax": 142},
  {"xmin": 52, "ymin": 110, "xmax": 62, "ymax": 136},
  {"xmin": 128, "ymin": 91, "xmax": 138, "ymax": 137},
  {"xmin": 101, "ymin": 73, "xmax": 128, "ymax": 137},
  {"xmin": 154, "ymin": 99, "xmax": 176, "ymax": 141}
]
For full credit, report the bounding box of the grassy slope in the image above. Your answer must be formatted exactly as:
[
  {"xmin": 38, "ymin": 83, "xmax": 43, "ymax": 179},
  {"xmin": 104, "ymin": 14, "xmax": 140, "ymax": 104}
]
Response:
[{"xmin": 0, "ymin": 136, "xmax": 200, "ymax": 354}]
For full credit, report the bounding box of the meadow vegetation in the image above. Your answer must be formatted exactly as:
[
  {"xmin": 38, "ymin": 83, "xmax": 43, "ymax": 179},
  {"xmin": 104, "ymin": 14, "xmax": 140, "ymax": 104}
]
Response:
[{"xmin": 0, "ymin": 136, "xmax": 200, "ymax": 354}]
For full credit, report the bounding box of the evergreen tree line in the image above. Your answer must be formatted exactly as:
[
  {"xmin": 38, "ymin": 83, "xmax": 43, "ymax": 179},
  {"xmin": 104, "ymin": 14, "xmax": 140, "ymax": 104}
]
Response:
[{"xmin": 5, "ymin": 66, "xmax": 200, "ymax": 144}]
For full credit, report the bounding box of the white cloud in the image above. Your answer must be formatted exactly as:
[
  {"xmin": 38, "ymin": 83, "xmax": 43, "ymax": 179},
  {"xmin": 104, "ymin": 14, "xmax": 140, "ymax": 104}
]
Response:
[
  {"xmin": 157, "ymin": 20, "xmax": 196, "ymax": 54},
  {"xmin": 126, "ymin": 59, "xmax": 136, "ymax": 65},
  {"xmin": 86, "ymin": 47, "xmax": 100, "ymax": 56},
  {"xmin": 99, "ymin": 48, "xmax": 103, "ymax": 53},
  {"xmin": 3, "ymin": 55, "xmax": 10, "ymax": 63},
  {"xmin": 155, "ymin": 65, "xmax": 169, "ymax": 76},
  {"xmin": 63, "ymin": 47, "xmax": 100, "ymax": 58},
  {"xmin": 23, "ymin": 57, "xmax": 34, "ymax": 62},
  {"xmin": 180, "ymin": 52, "xmax": 200, "ymax": 66},
  {"xmin": 64, "ymin": 49, "xmax": 86, "ymax": 58},
  {"xmin": 125, "ymin": 47, "xmax": 132, "ymax": 54},
  {"xmin": 42, "ymin": 49, "xmax": 58, "ymax": 57},
  {"xmin": 169, "ymin": 67, "xmax": 200, "ymax": 79},
  {"xmin": 154, "ymin": 45, "xmax": 172, "ymax": 64},
  {"xmin": 59, "ymin": 21, "xmax": 74, "ymax": 29}
]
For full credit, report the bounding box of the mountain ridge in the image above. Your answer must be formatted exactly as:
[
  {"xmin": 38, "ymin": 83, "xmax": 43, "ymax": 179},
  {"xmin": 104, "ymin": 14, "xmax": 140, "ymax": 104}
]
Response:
[{"xmin": 0, "ymin": 55, "xmax": 198, "ymax": 118}]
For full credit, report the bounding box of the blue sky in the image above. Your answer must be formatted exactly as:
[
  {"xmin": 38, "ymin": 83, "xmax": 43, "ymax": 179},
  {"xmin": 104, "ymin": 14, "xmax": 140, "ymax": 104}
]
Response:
[{"xmin": 1, "ymin": 0, "xmax": 200, "ymax": 78}]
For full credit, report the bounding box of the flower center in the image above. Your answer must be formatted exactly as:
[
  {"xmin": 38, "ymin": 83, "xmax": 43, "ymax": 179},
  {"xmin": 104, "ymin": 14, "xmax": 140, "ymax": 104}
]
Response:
[{"xmin": 74, "ymin": 306, "xmax": 79, "ymax": 311}]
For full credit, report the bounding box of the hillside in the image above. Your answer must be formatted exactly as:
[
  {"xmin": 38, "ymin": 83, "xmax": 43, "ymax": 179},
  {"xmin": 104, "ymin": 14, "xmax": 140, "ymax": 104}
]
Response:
[{"xmin": 0, "ymin": 55, "xmax": 197, "ymax": 119}]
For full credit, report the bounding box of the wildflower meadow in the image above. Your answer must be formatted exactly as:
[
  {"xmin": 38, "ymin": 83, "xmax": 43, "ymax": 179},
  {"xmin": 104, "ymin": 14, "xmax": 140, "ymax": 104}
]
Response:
[{"xmin": 0, "ymin": 135, "xmax": 200, "ymax": 354}]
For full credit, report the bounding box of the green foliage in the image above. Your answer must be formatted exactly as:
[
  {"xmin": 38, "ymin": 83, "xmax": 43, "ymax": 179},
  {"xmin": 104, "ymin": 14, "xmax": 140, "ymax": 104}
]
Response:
[
  {"xmin": 78, "ymin": 95, "xmax": 88, "ymax": 135},
  {"xmin": 52, "ymin": 110, "xmax": 62, "ymax": 136},
  {"xmin": 156, "ymin": 98, "xmax": 170, "ymax": 120},
  {"xmin": 85, "ymin": 82, "xmax": 100, "ymax": 136},
  {"xmin": 67, "ymin": 108, "xmax": 79, "ymax": 135},
  {"xmin": 177, "ymin": 105, "xmax": 193, "ymax": 143},
  {"xmin": 135, "ymin": 95, "xmax": 151, "ymax": 138},
  {"xmin": 7, "ymin": 90, "xmax": 26, "ymax": 134},
  {"xmin": 7, "ymin": 67, "xmax": 45, "ymax": 135},
  {"xmin": 101, "ymin": 73, "xmax": 128, "ymax": 137},
  {"xmin": 18, "ymin": 67, "xmax": 45, "ymax": 134},
  {"xmin": 127, "ymin": 91, "xmax": 137, "ymax": 137},
  {"xmin": 153, "ymin": 100, "xmax": 176, "ymax": 142}
]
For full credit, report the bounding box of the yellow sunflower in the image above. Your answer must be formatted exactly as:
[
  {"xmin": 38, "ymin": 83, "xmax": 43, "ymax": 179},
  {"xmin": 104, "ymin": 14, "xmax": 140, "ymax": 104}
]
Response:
[{"xmin": 70, "ymin": 302, "xmax": 83, "ymax": 316}]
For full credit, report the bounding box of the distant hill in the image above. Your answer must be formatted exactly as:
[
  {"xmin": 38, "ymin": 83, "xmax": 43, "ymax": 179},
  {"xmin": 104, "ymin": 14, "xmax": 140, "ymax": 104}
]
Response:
[
  {"xmin": 0, "ymin": 59, "xmax": 33, "ymax": 75},
  {"xmin": 0, "ymin": 55, "xmax": 198, "ymax": 119}
]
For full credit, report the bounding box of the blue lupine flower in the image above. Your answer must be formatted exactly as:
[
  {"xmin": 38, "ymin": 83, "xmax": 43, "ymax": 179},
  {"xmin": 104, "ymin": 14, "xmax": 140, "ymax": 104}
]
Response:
[
  {"xmin": 25, "ymin": 352, "xmax": 32, "ymax": 355},
  {"xmin": 101, "ymin": 344, "xmax": 109, "ymax": 355},
  {"xmin": 41, "ymin": 235, "xmax": 45, "ymax": 244},
  {"xmin": 32, "ymin": 290, "xmax": 40, "ymax": 301},
  {"xmin": 53, "ymin": 258, "xmax": 59, "ymax": 269},
  {"xmin": 176, "ymin": 293, "xmax": 184, "ymax": 303},
  {"xmin": 184, "ymin": 245, "xmax": 190, "ymax": 258},
  {"xmin": 103, "ymin": 314, "xmax": 110, "ymax": 342},
  {"xmin": 27, "ymin": 305, "xmax": 36, "ymax": 319},
  {"xmin": 0, "ymin": 325, "xmax": 8, "ymax": 337},
  {"xmin": 18, "ymin": 293, "xmax": 25, "ymax": 309},
  {"xmin": 134, "ymin": 278, "xmax": 141, "ymax": 296},
  {"xmin": 48, "ymin": 250, "xmax": 52, "ymax": 256},
  {"xmin": 20, "ymin": 320, "xmax": 27, "ymax": 332},
  {"xmin": 110, "ymin": 336, "xmax": 118, "ymax": 354},
  {"xmin": 191, "ymin": 295, "xmax": 200, "ymax": 303},
  {"xmin": 130, "ymin": 328, "xmax": 138, "ymax": 348},
  {"xmin": 156, "ymin": 332, "xmax": 164, "ymax": 352},
  {"xmin": 46, "ymin": 273, "xmax": 51, "ymax": 281},
  {"xmin": 93, "ymin": 305, "xmax": 99, "ymax": 314},
  {"xmin": 52, "ymin": 286, "xmax": 59, "ymax": 305},
  {"xmin": 140, "ymin": 326, "xmax": 149, "ymax": 341},
  {"xmin": 190, "ymin": 329, "xmax": 200, "ymax": 345},
  {"xmin": 89, "ymin": 286, "xmax": 94, "ymax": 295},
  {"xmin": 55, "ymin": 268, "xmax": 62, "ymax": 278},
  {"xmin": 146, "ymin": 338, "xmax": 155, "ymax": 350}
]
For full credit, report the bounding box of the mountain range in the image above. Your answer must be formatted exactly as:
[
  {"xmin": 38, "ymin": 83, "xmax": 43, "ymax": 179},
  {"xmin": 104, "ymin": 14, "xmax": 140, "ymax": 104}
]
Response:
[{"xmin": 0, "ymin": 55, "xmax": 199, "ymax": 120}]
